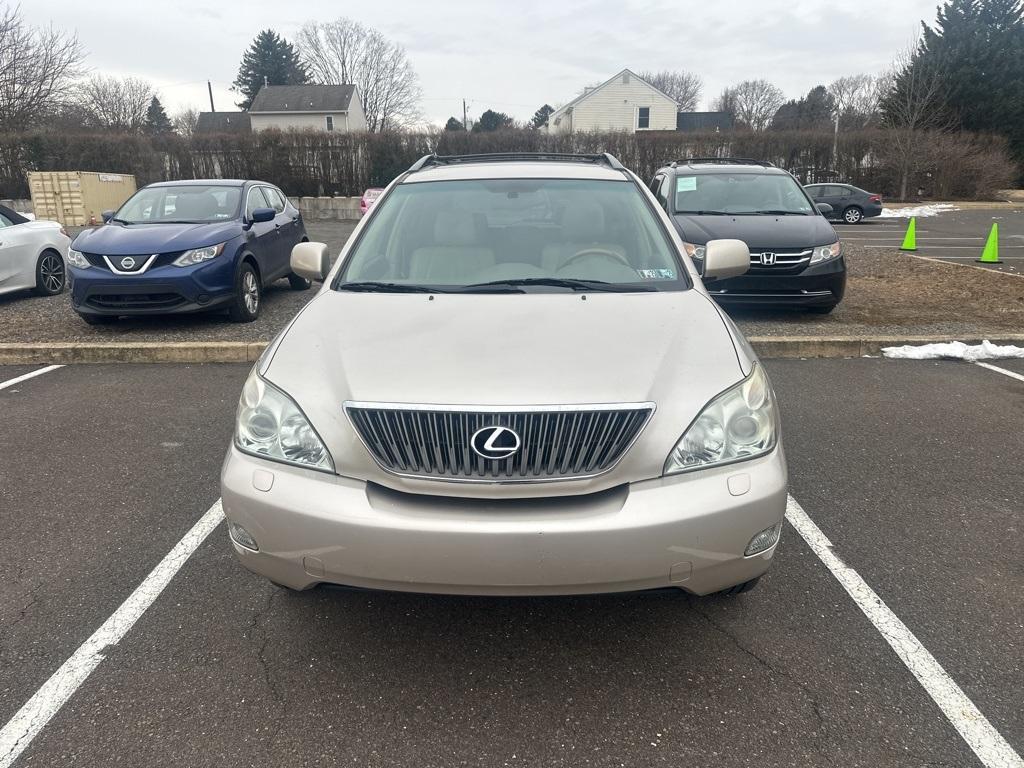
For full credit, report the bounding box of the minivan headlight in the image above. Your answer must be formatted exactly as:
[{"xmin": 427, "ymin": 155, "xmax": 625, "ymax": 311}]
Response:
[
  {"xmin": 235, "ymin": 370, "xmax": 334, "ymax": 472},
  {"xmin": 67, "ymin": 249, "xmax": 90, "ymax": 268},
  {"xmin": 174, "ymin": 243, "xmax": 225, "ymax": 267},
  {"xmin": 810, "ymin": 241, "xmax": 841, "ymax": 264},
  {"xmin": 664, "ymin": 364, "xmax": 778, "ymax": 475},
  {"xmin": 681, "ymin": 241, "xmax": 706, "ymax": 260}
]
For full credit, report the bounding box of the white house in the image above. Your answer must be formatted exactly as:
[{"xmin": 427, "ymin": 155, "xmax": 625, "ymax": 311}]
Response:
[
  {"xmin": 248, "ymin": 84, "xmax": 368, "ymax": 132},
  {"xmin": 547, "ymin": 69, "xmax": 678, "ymax": 134}
]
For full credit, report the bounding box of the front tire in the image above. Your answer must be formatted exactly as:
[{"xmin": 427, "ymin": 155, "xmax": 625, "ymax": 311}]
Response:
[
  {"xmin": 718, "ymin": 577, "xmax": 761, "ymax": 596},
  {"xmin": 842, "ymin": 206, "xmax": 863, "ymax": 224},
  {"xmin": 229, "ymin": 262, "xmax": 261, "ymax": 323},
  {"xmin": 34, "ymin": 250, "xmax": 66, "ymax": 296},
  {"xmin": 288, "ymin": 272, "xmax": 311, "ymax": 290}
]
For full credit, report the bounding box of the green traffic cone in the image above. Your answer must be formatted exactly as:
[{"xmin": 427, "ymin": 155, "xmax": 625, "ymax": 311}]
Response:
[
  {"xmin": 899, "ymin": 217, "xmax": 917, "ymax": 251},
  {"xmin": 977, "ymin": 222, "xmax": 1001, "ymax": 264}
]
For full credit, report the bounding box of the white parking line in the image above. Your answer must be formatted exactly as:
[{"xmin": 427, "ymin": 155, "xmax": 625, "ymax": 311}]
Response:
[
  {"xmin": 785, "ymin": 496, "xmax": 1023, "ymax": 768},
  {"xmin": 974, "ymin": 362, "xmax": 1024, "ymax": 383},
  {"xmin": 0, "ymin": 500, "xmax": 225, "ymax": 768},
  {"xmin": 0, "ymin": 365, "xmax": 64, "ymax": 391}
]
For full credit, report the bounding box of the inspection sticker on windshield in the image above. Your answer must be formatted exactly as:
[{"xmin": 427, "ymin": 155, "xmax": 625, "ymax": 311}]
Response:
[
  {"xmin": 676, "ymin": 176, "xmax": 697, "ymax": 192},
  {"xmin": 637, "ymin": 269, "xmax": 675, "ymax": 280}
]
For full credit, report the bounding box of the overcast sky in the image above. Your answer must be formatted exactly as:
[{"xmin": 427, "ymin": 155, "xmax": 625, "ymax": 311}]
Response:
[{"xmin": 27, "ymin": 0, "xmax": 941, "ymax": 125}]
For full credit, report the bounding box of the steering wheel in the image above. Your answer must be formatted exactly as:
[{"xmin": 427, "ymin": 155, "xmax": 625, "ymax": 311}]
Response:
[{"xmin": 558, "ymin": 248, "xmax": 633, "ymax": 272}]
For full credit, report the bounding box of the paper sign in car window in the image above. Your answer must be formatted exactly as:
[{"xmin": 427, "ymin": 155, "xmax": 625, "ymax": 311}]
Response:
[{"xmin": 676, "ymin": 177, "xmax": 697, "ymax": 192}]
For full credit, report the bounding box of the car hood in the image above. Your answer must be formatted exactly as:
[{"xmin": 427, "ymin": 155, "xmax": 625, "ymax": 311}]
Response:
[
  {"xmin": 71, "ymin": 221, "xmax": 243, "ymax": 255},
  {"xmin": 672, "ymin": 213, "xmax": 837, "ymax": 249},
  {"xmin": 262, "ymin": 289, "xmax": 750, "ymax": 497}
]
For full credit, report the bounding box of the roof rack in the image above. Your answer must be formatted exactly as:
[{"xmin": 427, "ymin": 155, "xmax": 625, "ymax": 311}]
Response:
[
  {"xmin": 408, "ymin": 152, "xmax": 625, "ymax": 172},
  {"xmin": 670, "ymin": 157, "xmax": 775, "ymax": 168}
]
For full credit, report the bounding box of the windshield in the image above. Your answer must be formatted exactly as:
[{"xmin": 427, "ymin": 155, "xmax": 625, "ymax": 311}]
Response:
[
  {"xmin": 115, "ymin": 185, "xmax": 243, "ymax": 224},
  {"xmin": 337, "ymin": 178, "xmax": 688, "ymax": 293},
  {"xmin": 673, "ymin": 172, "xmax": 814, "ymax": 215}
]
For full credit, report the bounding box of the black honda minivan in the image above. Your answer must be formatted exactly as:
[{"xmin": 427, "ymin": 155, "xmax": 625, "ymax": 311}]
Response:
[{"xmin": 649, "ymin": 159, "xmax": 845, "ymax": 313}]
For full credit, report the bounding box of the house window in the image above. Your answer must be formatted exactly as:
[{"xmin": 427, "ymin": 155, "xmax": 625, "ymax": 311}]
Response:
[
  {"xmin": 326, "ymin": 115, "xmax": 334, "ymax": 131},
  {"xmin": 637, "ymin": 107, "xmax": 650, "ymax": 130}
]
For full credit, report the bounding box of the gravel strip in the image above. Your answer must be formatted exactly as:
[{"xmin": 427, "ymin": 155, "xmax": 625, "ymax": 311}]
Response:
[{"xmin": 2, "ymin": 233, "xmax": 1022, "ymax": 343}]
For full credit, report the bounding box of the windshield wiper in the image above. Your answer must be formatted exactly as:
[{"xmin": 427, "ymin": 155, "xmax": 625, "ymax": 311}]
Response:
[
  {"xmin": 676, "ymin": 210, "xmax": 729, "ymax": 215},
  {"xmin": 337, "ymin": 281, "xmax": 444, "ymax": 293},
  {"xmin": 458, "ymin": 277, "xmax": 655, "ymax": 293},
  {"xmin": 110, "ymin": 217, "xmax": 133, "ymax": 225},
  {"xmin": 750, "ymin": 210, "xmax": 808, "ymax": 216}
]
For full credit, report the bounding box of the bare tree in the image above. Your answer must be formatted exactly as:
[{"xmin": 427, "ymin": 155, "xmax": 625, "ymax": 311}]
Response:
[
  {"xmin": 828, "ymin": 74, "xmax": 881, "ymax": 129},
  {"xmin": 879, "ymin": 44, "xmax": 953, "ymax": 199},
  {"xmin": 77, "ymin": 75, "xmax": 156, "ymax": 132},
  {"xmin": 172, "ymin": 107, "xmax": 200, "ymax": 137},
  {"xmin": 0, "ymin": 3, "xmax": 85, "ymax": 131},
  {"xmin": 637, "ymin": 70, "xmax": 702, "ymax": 112},
  {"xmin": 296, "ymin": 18, "xmax": 422, "ymax": 132},
  {"xmin": 715, "ymin": 80, "xmax": 784, "ymax": 131}
]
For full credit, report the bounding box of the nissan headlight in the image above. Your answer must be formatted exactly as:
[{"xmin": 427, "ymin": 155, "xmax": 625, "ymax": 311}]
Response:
[
  {"xmin": 681, "ymin": 242, "xmax": 707, "ymax": 260},
  {"xmin": 664, "ymin": 364, "xmax": 778, "ymax": 475},
  {"xmin": 67, "ymin": 249, "xmax": 90, "ymax": 268},
  {"xmin": 810, "ymin": 241, "xmax": 841, "ymax": 264},
  {"xmin": 235, "ymin": 370, "xmax": 334, "ymax": 472},
  {"xmin": 173, "ymin": 243, "xmax": 225, "ymax": 267}
]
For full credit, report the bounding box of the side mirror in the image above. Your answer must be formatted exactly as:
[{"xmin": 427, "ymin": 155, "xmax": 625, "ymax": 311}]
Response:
[
  {"xmin": 816, "ymin": 203, "xmax": 833, "ymax": 215},
  {"xmin": 703, "ymin": 239, "xmax": 749, "ymax": 281},
  {"xmin": 101, "ymin": 210, "xmax": 115, "ymax": 223},
  {"xmin": 250, "ymin": 207, "xmax": 276, "ymax": 224},
  {"xmin": 291, "ymin": 241, "xmax": 331, "ymax": 282}
]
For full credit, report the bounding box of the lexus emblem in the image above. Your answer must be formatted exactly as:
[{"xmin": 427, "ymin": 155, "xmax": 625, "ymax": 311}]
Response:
[
  {"xmin": 470, "ymin": 426, "xmax": 521, "ymax": 460},
  {"xmin": 120, "ymin": 256, "xmax": 137, "ymax": 270},
  {"xmin": 759, "ymin": 252, "xmax": 777, "ymax": 266}
]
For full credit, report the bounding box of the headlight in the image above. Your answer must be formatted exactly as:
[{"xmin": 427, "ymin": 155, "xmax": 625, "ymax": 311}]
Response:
[
  {"xmin": 235, "ymin": 370, "xmax": 334, "ymax": 472},
  {"xmin": 67, "ymin": 249, "xmax": 90, "ymax": 268},
  {"xmin": 681, "ymin": 241, "xmax": 707, "ymax": 260},
  {"xmin": 173, "ymin": 243, "xmax": 225, "ymax": 267},
  {"xmin": 664, "ymin": 363, "xmax": 778, "ymax": 475},
  {"xmin": 810, "ymin": 241, "xmax": 841, "ymax": 264}
]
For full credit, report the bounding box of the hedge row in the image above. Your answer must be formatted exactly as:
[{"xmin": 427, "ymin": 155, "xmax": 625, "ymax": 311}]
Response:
[{"xmin": 0, "ymin": 127, "xmax": 1013, "ymax": 201}]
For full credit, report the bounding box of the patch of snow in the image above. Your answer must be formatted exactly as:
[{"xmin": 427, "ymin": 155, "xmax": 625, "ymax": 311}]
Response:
[
  {"xmin": 878, "ymin": 203, "xmax": 958, "ymax": 219},
  {"xmin": 882, "ymin": 340, "xmax": 1024, "ymax": 361}
]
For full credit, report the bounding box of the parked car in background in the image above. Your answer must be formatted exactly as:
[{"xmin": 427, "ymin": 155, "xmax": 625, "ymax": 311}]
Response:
[
  {"xmin": 649, "ymin": 159, "xmax": 846, "ymax": 314},
  {"xmin": 221, "ymin": 152, "xmax": 788, "ymax": 599},
  {"xmin": 0, "ymin": 204, "xmax": 70, "ymax": 298},
  {"xmin": 66, "ymin": 180, "xmax": 310, "ymax": 324},
  {"xmin": 804, "ymin": 183, "xmax": 882, "ymax": 224},
  {"xmin": 360, "ymin": 188, "xmax": 384, "ymax": 215}
]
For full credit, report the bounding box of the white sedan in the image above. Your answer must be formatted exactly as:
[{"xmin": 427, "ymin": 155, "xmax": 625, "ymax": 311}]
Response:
[{"xmin": 0, "ymin": 205, "xmax": 71, "ymax": 297}]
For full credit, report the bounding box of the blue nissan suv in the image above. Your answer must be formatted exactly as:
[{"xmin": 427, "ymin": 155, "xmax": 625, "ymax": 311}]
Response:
[{"xmin": 67, "ymin": 180, "xmax": 310, "ymax": 324}]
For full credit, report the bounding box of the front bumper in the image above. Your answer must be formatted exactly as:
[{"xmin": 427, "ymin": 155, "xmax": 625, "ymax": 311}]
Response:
[
  {"xmin": 220, "ymin": 445, "xmax": 788, "ymax": 596},
  {"xmin": 68, "ymin": 259, "xmax": 236, "ymax": 316},
  {"xmin": 706, "ymin": 257, "xmax": 846, "ymax": 308}
]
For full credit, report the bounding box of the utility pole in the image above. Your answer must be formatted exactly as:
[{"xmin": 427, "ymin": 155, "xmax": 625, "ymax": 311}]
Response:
[
  {"xmin": 463, "ymin": 99, "xmax": 468, "ymax": 130},
  {"xmin": 207, "ymin": 81, "xmax": 215, "ymax": 112},
  {"xmin": 832, "ymin": 111, "xmax": 839, "ymax": 168}
]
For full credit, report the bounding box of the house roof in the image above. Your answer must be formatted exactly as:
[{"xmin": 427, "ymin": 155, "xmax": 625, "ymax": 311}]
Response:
[
  {"xmin": 549, "ymin": 69, "xmax": 679, "ymax": 120},
  {"xmin": 195, "ymin": 112, "xmax": 251, "ymax": 133},
  {"xmin": 249, "ymin": 84, "xmax": 356, "ymax": 113}
]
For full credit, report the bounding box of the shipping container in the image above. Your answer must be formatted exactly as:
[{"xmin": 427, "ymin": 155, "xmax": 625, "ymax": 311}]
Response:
[{"xmin": 28, "ymin": 171, "xmax": 137, "ymax": 227}]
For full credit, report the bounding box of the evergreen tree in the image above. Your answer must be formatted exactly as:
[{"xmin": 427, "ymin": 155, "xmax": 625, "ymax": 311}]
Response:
[
  {"xmin": 144, "ymin": 96, "xmax": 173, "ymax": 135},
  {"xmin": 444, "ymin": 116, "xmax": 466, "ymax": 131},
  {"xmin": 232, "ymin": 29, "xmax": 307, "ymax": 110},
  {"xmin": 472, "ymin": 109, "xmax": 514, "ymax": 132},
  {"xmin": 529, "ymin": 104, "xmax": 554, "ymax": 129},
  {"xmin": 893, "ymin": 0, "xmax": 1024, "ymax": 167},
  {"xmin": 771, "ymin": 86, "xmax": 835, "ymax": 130}
]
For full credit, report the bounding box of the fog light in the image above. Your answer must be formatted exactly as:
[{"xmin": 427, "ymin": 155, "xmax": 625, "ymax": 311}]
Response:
[
  {"xmin": 745, "ymin": 522, "xmax": 781, "ymax": 556},
  {"xmin": 228, "ymin": 520, "xmax": 259, "ymax": 551}
]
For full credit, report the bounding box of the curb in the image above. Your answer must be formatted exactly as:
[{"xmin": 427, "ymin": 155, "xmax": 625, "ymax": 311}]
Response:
[{"xmin": 3, "ymin": 336, "xmax": 1024, "ymax": 364}]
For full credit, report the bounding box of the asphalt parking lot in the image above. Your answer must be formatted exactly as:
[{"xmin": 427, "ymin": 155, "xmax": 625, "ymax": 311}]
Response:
[
  {"xmin": 1, "ymin": 359, "xmax": 1021, "ymax": 767},
  {"xmin": 836, "ymin": 207, "xmax": 1024, "ymax": 275}
]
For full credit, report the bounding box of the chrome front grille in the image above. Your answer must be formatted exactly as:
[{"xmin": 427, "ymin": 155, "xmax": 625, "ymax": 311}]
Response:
[
  {"xmin": 345, "ymin": 402, "xmax": 655, "ymax": 482},
  {"xmin": 749, "ymin": 249, "xmax": 812, "ymax": 267}
]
